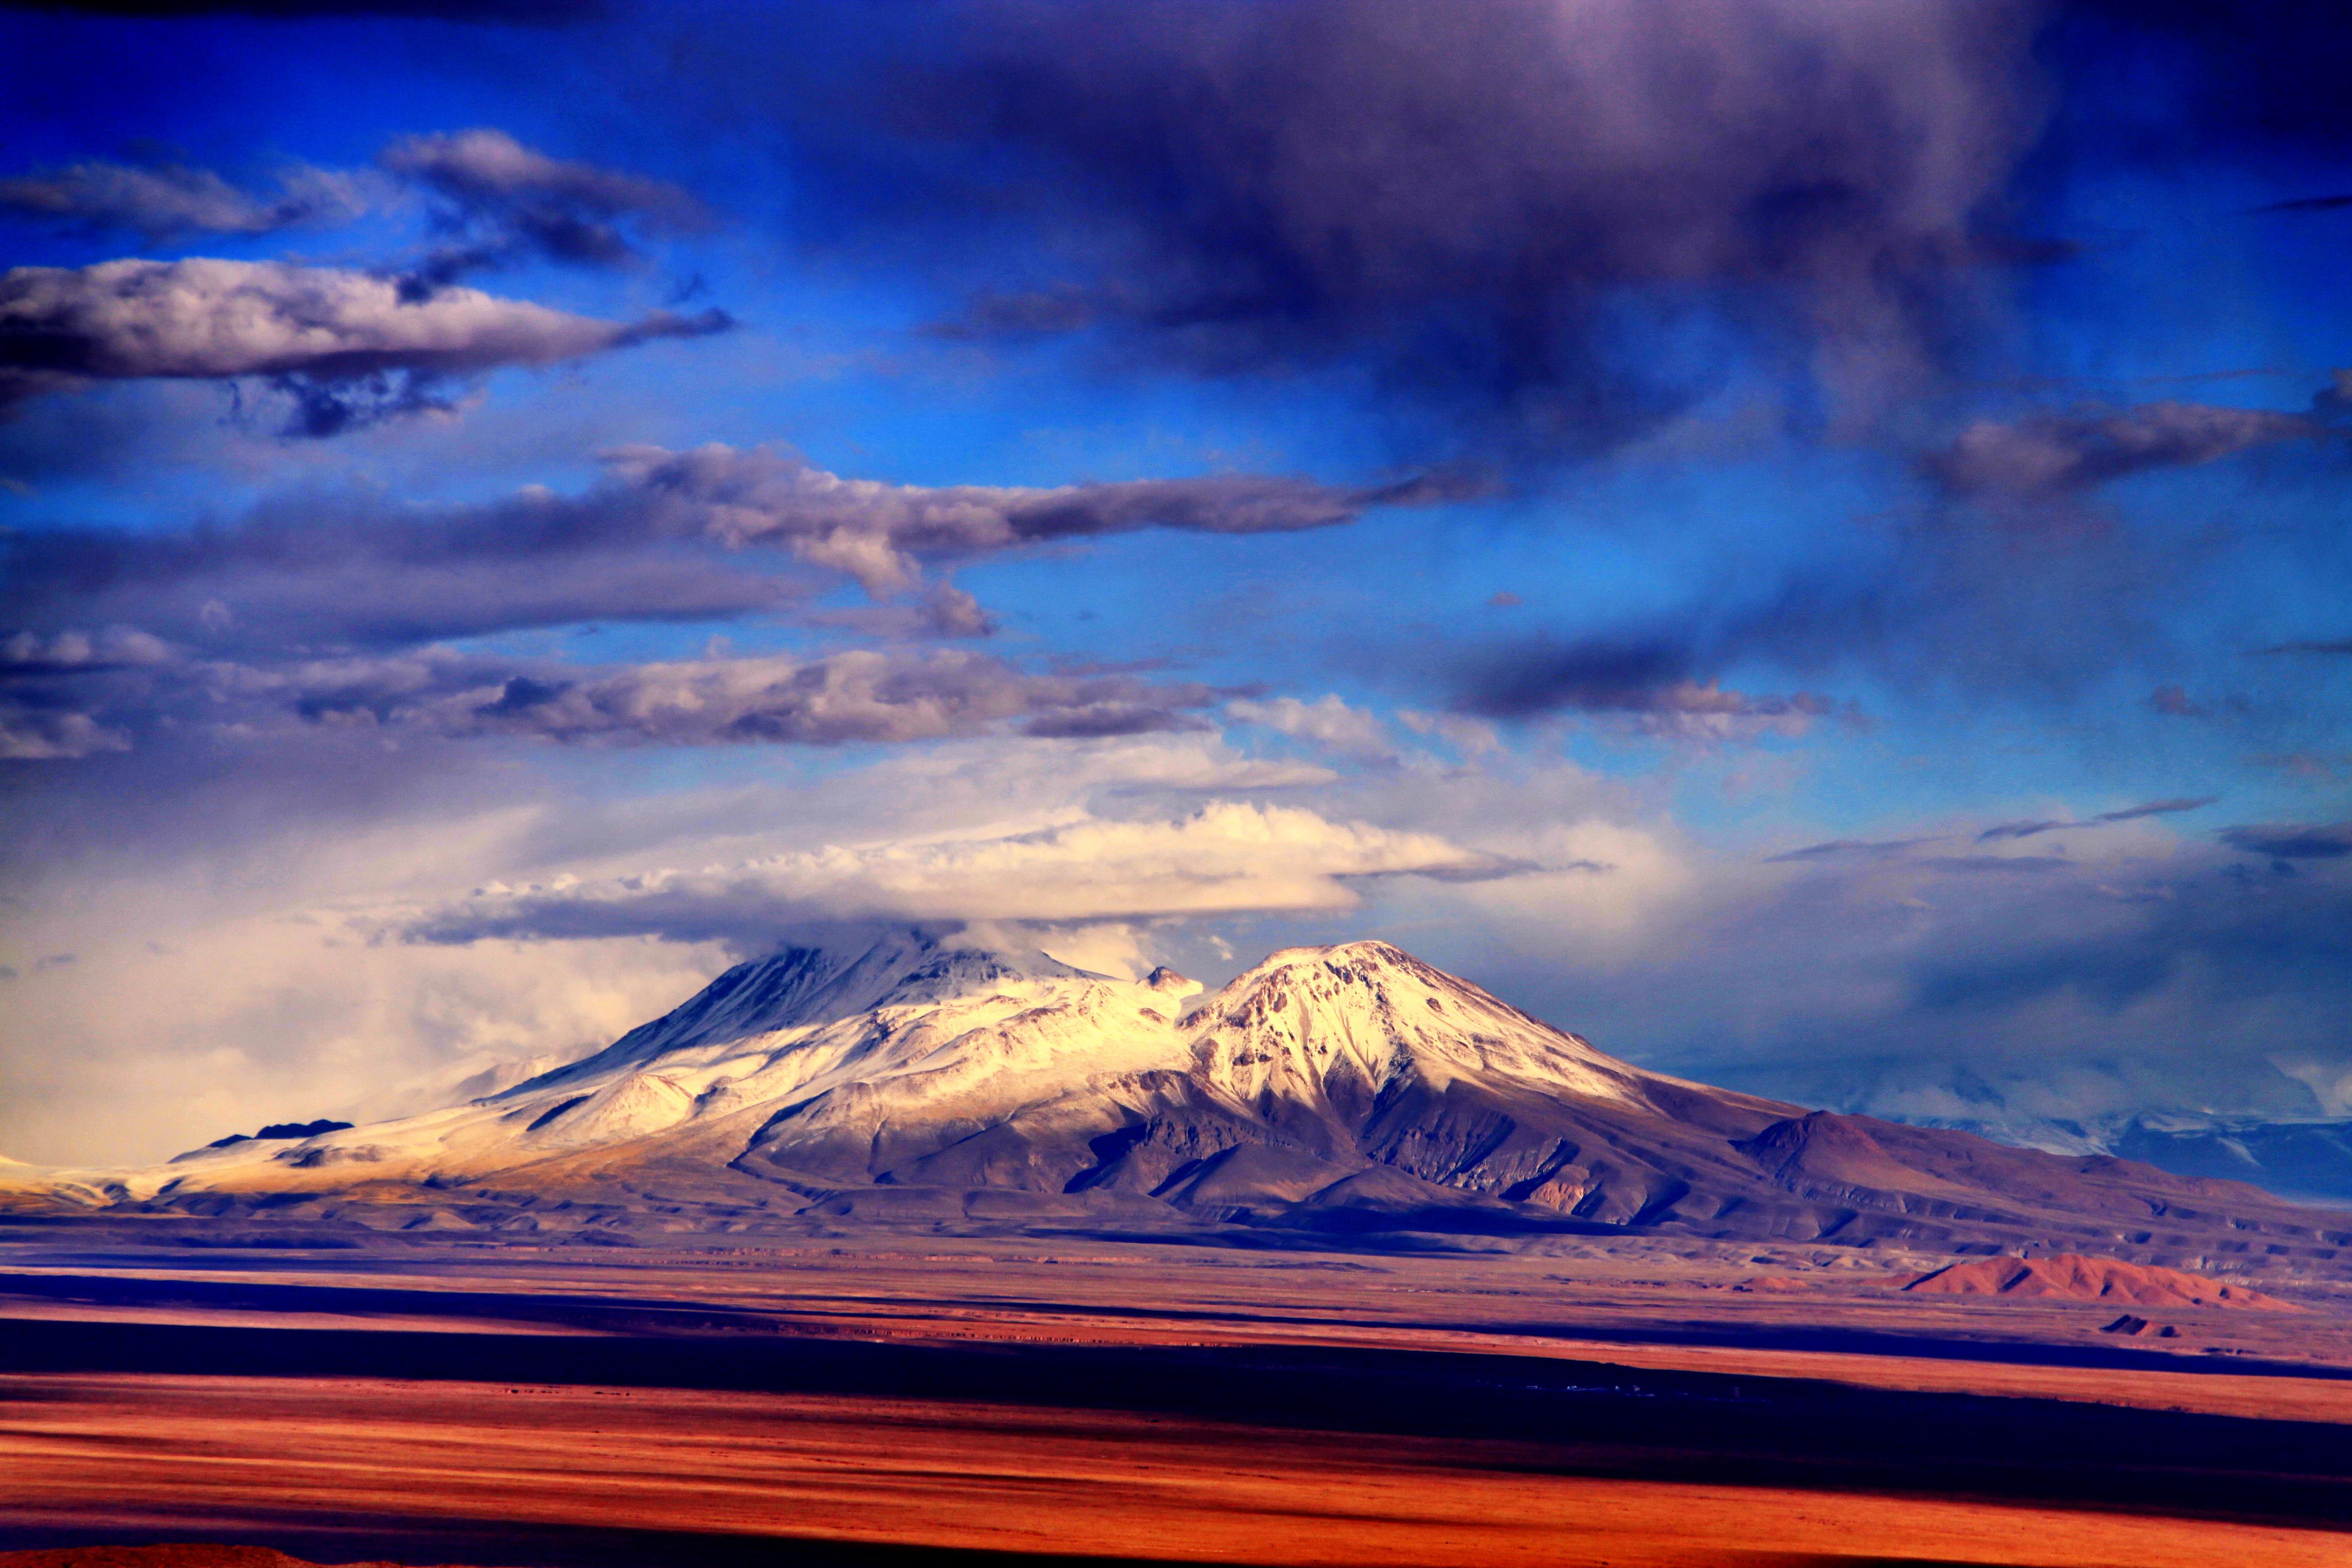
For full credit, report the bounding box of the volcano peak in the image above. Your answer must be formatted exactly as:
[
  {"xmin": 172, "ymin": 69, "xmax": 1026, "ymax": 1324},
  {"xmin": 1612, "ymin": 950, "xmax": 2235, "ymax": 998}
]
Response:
[{"xmin": 44, "ymin": 935, "xmax": 2344, "ymax": 1275}]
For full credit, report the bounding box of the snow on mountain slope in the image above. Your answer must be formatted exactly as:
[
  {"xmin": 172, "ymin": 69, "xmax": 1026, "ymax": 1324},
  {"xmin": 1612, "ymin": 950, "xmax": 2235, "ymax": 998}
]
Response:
[
  {"xmin": 132, "ymin": 929, "xmax": 1190, "ymax": 1194},
  {"xmin": 363, "ymin": 1045, "xmax": 599, "ymax": 1123},
  {"xmin": 720, "ymin": 938, "xmax": 1807, "ymax": 1205},
  {"xmin": 47, "ymin": 930, "xmax": 2352, "ymax": 1273},
  {"xmin": 117, "ymin": 931, "xmax": 1728, "ymax": 1201},
  {"xmin": 1192, "ymin": 942, "xmax": 1686, "ymax": 1113}
]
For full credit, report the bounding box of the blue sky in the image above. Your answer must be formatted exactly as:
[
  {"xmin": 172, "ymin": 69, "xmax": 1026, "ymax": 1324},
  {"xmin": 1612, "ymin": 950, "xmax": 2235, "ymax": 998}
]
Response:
[{"xmin": 1, "ymin": 0, "xmax": 2347, "ymax": 1165}]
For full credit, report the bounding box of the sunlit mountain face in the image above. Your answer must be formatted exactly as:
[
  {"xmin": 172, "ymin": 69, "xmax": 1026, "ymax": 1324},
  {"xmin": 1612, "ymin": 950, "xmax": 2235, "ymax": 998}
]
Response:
[
  {"xmin": 0, "ymin": 0, "xmax": 2347, "ymax": 1188},
  {"xmin": 49, "ymin": 932, "xmax": 2345, "ymax": 1270}
]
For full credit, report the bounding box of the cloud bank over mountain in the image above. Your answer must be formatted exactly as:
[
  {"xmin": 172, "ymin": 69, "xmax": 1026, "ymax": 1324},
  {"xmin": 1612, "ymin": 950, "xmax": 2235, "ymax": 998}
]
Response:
[
  {"xmin": 1, "ymin": 0, "xmax": 2348, "ymax": 1167},
  {"xmin": 402, "ymin": 801, "xmax": 1511, "ymax": 950}
]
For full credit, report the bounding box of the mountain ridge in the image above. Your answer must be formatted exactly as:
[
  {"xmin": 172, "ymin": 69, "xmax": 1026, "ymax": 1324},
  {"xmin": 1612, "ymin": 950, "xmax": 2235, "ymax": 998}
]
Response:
[{"xmin": 11, "ymin": 931, "xmax": 2351, "ymax": 1276}]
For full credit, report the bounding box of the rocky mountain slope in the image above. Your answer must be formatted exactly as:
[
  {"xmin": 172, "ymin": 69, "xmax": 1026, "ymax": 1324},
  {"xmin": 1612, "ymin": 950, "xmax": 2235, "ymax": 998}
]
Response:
[{"xmin": 22, "ymin": 931, "xmax": 2352, "ymax": 1270}]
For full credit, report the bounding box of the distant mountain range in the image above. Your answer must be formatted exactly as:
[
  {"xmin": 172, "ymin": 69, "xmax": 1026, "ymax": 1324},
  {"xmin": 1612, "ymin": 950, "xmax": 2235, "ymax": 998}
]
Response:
[
  {"xmin": 12, "ymin": 931, "xmax": 2350, "ymax": 1273},
  {"xmin": 1716, "ymin": 1071, "xmax": 2352, "ymax": 1207},
  {"xmin": 1869, "ymin": 1113, "xmax": 2352, "ymax": 1209},
  {"xmin": 2094, "ymin": 1116, "xmax": 2352, "ymax": 1206}
]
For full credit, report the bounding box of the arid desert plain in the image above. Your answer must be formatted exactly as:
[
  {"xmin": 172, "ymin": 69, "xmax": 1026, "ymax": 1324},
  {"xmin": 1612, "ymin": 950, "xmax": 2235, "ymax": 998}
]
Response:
[
  {"xmin": 9, "ymin": 937, "xmax": 2352, "ymax": 1566},
  {"xmin": 5, "ymin": 1207, "xmax": 2352, "ymax": 1568}
]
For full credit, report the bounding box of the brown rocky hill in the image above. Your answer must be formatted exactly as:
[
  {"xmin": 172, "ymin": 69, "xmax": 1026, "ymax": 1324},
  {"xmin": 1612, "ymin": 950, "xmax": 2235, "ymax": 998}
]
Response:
[{"xmin": 1903, "ymin": 1255, "xmax": 2302, "ymax": 1310}]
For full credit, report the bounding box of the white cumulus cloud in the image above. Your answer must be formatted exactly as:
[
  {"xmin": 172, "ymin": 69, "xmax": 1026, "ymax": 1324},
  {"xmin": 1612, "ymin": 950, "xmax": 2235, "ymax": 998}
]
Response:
[{"xmin": 402, "ymin": 800, "xmax": 1515, "ymax": 949}]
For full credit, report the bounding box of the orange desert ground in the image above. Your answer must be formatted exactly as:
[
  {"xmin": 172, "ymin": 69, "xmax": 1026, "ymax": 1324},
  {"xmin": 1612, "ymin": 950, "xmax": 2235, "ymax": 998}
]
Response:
[{"xmin": 7, "ymin": 940, "xmax": 2352, "ymax": 1567}]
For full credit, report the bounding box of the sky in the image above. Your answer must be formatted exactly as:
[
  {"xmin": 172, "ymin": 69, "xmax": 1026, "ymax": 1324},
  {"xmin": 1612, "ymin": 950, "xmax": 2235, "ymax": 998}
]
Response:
[{"xmin": 1, "ymin": 0, "xmax": 2348, "ymax": 1167}]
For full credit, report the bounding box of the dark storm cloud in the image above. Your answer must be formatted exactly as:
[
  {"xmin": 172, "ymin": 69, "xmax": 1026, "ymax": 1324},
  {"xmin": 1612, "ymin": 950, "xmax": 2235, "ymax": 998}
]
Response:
[
  {"xmin": 768, "ymin": 0, "xmax": 2048, "ymax": 454},
  {"xmin": 1920, "ymin": 400, "xmax": 2318, "ymax": 499},
  {"xmin": 1433, "ymin": 594, "xmax": 1817, "ymax": 730},
  {"xmin": 2054, "ymin": 0, "xmax": 2352, "ymax": 159},
  {"xmin": 1450, "ymin": 637, "xmax": 1691, "ymax": 720},
  {"xmin": 1525, "ymin": 821, "xmax": 2352, "ymax": 1132},
  {"xmin": 1903, "ymin": 866, "xmax": 2352, "ymax": 1033},
  {"xmin": 2219, "ymin": 823, "xmax": 2352, "ymax": 861},
  {"xmin": 1824, "ymin": 855, "xmax": 2352, "ymax": 1109},
  {"xmin": 0, "ymin": 258, "xmax": 730, "ymax": 432},
  {"xmin": 1446, "ymin": 632, "xmax": 1840, "ymax": 738},
  {"xmin": 0, "ymin": 160, "xmax": 368, "ymax": 243}
]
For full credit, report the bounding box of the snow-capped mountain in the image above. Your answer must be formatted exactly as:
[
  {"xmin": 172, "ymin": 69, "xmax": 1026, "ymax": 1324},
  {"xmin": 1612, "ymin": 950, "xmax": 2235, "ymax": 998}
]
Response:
[{"xmin": 53, "ymin": 931, "xmax": 2352, "ymax": 1266}]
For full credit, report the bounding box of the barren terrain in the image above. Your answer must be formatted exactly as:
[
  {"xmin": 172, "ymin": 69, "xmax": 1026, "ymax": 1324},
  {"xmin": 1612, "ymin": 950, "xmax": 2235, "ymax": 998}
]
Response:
[{"xmin": 3, "ymin": 1217, "xmax": 2350, "ymax": 1567}]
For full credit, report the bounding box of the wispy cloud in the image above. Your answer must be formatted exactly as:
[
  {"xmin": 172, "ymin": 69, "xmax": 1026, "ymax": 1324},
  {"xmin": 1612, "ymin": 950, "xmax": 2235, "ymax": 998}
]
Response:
[
  {"xmin": 384, "ymin": 128, "xmax": 712, "ymax": 282},
  {"xmin": 0, "ymin": 159, "xmax": 371, "ymax": 243},
  {"xmin": 1225, "ymin": 693, "xmax": 1396, "ymax": 761},
  {"xmin": 1976, "ymin": 796, "xmax": 2218, "ymax": 841},
  {"xmin": 0, "ymin": 258, "xmax": 728, "ymax": 434},
  {"xmin": 1764, "ymin": 836, "xmax": 1940, "ymax": 865},
  {"xmin": 0, "ymin": 445, "xmax": 1449, "ymax": 659},
  {"xmin": 0, "ymin": 639, "xmax": 1232, "ymax": 763},
  {"xmin": 1920, "ymin": 400, "xmax": 2316, "ymax": 500},
  {"xmin": 1, "ymin": 127, "xmax": 710, "ymax": 287},
  {"xmin": 399, "ymin": 800, "xmax": 1515, "ymax": 949},
  {"xmin": 2219, "ymin": 822, "xmax": 2352, "ymax": 861},
  {"xmin": 287, "ymin": 646, "xmax": 1221, "ymax": 747},
  {"xmin": 598, "ymin": 444, "xmax": 1467, "ymax": 596}
]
